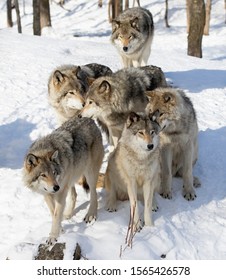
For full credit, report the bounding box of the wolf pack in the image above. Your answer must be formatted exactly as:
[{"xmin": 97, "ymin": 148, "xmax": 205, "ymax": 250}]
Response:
[{"xmin": 22, "ymin": 7, "xmax": 201, "ymax": 245}]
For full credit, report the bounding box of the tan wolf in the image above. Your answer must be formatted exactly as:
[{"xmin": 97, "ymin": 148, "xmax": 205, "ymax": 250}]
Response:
[
  {"xmin": 146, "ymin": 87, "xmax": 201, "ymax": 201},
  {"xmin": 105, "ymin": 112, "xmax": 161, "ymax": 231},
  {"xmin": 23, "ymin": 116, "xmax": 104, "ymax": 245},
  {"xmin": 79, "ymin": 67, "xmax": 150, "ymax": 148},
  {"xmin": 48, "ymin": 63, "xmax": 112, "ymax": 125},
  {"xmin": 111, "ymin": 7, "xmax": 154, "ymax": 68}
]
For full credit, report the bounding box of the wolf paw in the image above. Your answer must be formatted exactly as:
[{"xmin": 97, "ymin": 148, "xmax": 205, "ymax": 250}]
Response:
[
  {"xmin": 160, "ymin": 191, "xmax": 172, "ymax": 199},
  {"xmin": 183, "ymin": 188, "xmax": 197, "ymax": 201},
  {"xmin": 152, "ymin": 205, "xmax": 159, "ymax": 212},
  {"xmin": 46, "ymin": 237, "xmax": 57, "ymax": 246},
  {"xmin": 134, "ymin": 219, "xmax": 143, "ymax": 232},
  {"xmin": 84, "ymin": 214, "xmax": 97, "ymax": 223}
]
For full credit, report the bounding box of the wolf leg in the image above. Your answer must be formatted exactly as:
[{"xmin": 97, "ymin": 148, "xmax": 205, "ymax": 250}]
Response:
[
  {"xmin": 63, "ymin": 186, "xmax": 77, "ymax": 219},
  {"xmin": 161, "ymin": 146, "xmax": 173, "ymax": 199},
  {"xmin": 127, "ymin": 182, "xmax": 142, "ymax": 232},
  {"xmin": 46, "ymin": 186, "xmax": 68, "ymax": 245},
  {"xmin": 182, "ymin": 142, "xmax": 197, "ymax": 200},
  {"xmin": 44, "ymin": 194, "xmax": 55, "ymax": 217},
  {"xmin": 143, "ymin": 180, "xmax": 154, "ymax": 226}
]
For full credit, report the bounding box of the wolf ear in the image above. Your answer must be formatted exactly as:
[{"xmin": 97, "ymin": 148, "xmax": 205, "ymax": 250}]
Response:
[
  {"xmin": 99, "ymin": 80, "xmax": 111, "ymax": 95},
  {"xmin": 112, "ymin": 20, "xmax": 120, "ymax": 33},
  {"xmin": 53, "ymin": 70, "xmax": 65, "ymax": 85},
  {"xmin": 163, "ymin": 92, "xmax": 173, "ymax": 103},
  {"xmin": 25, "ymin": 154, "xmax": 39, "ymax": 171},
  {"xmin": 126, "ymin": 112, "xmax": 140, "ymax": 128},
  {"xmin": 130, "ymin": 17, "xmax": 139, "ymax": 31},
  {"xmin": 50, "ymin": 150, "xmax": 59, "ymax": 163}
]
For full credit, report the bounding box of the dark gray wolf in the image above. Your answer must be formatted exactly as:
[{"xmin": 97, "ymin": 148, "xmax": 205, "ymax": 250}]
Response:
[
  {"xmin": 111, "ymin": 7, "xmax": 154, "ymax": 67},
  {"xmin": 23, "ymin": 116, "xmax": 104, "ymax": 245},
  {"xmin": 105, "ymin": 112, "xmax": 161, "ymax": 231},
  {"xmin": 146, "ymin": 87, "xmax": 201, "ymax": 200}
]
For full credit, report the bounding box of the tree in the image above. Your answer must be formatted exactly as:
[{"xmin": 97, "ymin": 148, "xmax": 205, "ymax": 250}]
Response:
[
  {"xmin": 33, "ymin": 0, "xmax": 41, "ymax": 35},
  {"xmin": 204, "ymin": 0, "xmax": 211, "ymax": 35},
  {"xmin": 187, "ymin": 0, "xmax": 206, "ymax": 58},
  {"xmin": 14, "ymin": 0, "xmax": 22, "ymax": 33},
  {"xmin": 7, "ymin": 0, "xmax": 13, "ymax": 27},
  {"xmin": 40, "ymin": 0, "xmax": 51, "ymax": 29},
  {"xmin": 164, "ymin": 0, "xmax": 170, "ymax": 28}
]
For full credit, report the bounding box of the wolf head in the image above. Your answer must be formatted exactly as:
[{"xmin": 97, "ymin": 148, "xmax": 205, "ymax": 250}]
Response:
[
  {"xmin": 122, "ymin": 112, "xmax": 160, "ymax": 152},
  {"xmin": 146, "ymin": 88, "xmax": 183, "ymax": 132},
  {"xmin": 111, "ymin": 17, "xmax": 142, "ymax": 55},
  {"xmin": 23, "ymin": 150, "xmax": 62, "ymax": 195},
  {"xmin": 79, "ymin": 78, "xmax": 112, "ymax": 119},
  {"xmin": 48, "ymin": 65, "xmax": 89, "ymax": 112}
]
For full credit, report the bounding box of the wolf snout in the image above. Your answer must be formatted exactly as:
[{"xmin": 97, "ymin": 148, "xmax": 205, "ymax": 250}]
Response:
[
  {"xmin": 53, "ymin": 184, "xmax": 60, "ymax": 192},
  {"xmin": 123, "ymin": 46, "xmax": 128, "ymax": 52},
  {"xmin": 147, "ymin": 144, "xmax": 154, "ymax": 150}
]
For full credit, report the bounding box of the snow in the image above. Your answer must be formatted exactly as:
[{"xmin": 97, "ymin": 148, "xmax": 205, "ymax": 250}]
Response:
[{"xmin": 0, "ymin": 0, "xmax": 226, "ymax": 260}]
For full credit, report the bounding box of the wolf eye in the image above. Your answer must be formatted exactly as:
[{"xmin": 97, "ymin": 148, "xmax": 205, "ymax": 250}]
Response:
[
  {"xmin": 88, "ymin": 100, "xmax": 93, "ymax": 105},
  {"xmin": 160, "ymin": 113, "xmax": 164, "ymax": 117},
  {"xmin": 150, "ymin": 130, "xmax": 155, "ymax": 136},
  {"xmin": 68, "ymin": 91, "xmax": 75, "ymax": 95},
  {"xmin": 40, "ymin": 173, "xmax": 46, "ymax": 178},
  {"xmin": 138, "ymin": 131, "xmax": 144, "ymax": 135}
]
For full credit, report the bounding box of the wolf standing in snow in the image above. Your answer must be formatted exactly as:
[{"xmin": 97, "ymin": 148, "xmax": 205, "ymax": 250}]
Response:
[
  {"xmin": 146, "ymin": 87, "xmax": 201, "ymax": 201},
  {"xmin": 105, "ymin": 112, "xmax": 161, "ymax": 231},
  {"xmin": 23, "ymin": 116, "xmax": 104, "ymax": 245},
  {"xmin": 111, "ymin": 7, "xmax": 154, "ymax": 68}
]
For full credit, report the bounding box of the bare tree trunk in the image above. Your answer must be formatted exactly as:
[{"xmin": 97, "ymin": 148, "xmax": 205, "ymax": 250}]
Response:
[
  {"xmin": 33, "ymin": 0, "xmax": 41, "ymax": 35},
  {"xmin": 125, "ymin": 0, "xmax": 129, "ymax": 9},
  {"xmin": 40, "ymin": 0, "xmax": 51, "ymax": 29},
  {"xmin": 204, "ymin": 0, "xmax": 211, "ymax": 35},
  {"xmin": 7, "ymin": 0, "xmax": 13, "ymax": 27},
  {"xmin": 23, "ymin": 0, "xmax": 26, "ymax": 15},
  {"xmin": 165, "ymin": 0, "xmax": 170, "ymax": 28},
  {"xmin": 186, "ymin": 0, "xmax": 190, "ymax": 33},
  {"xmin": 187, "ymin": 0, "xmax": 205, "ymax": 58},
  {"xmin": 14, "ymin": 0, "xmax": 22, "ymax": 33}
]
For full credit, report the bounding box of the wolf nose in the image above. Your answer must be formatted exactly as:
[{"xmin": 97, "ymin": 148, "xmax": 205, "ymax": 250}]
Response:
[
  {"xmin": 53, "ymin": 185, "xmax": 60, "ymax": 192},
  {"xmin": 147, "ymin": 144, "xmax": 154, "ymax": 150},
  {"xmin": 123, "ymin": 46, "xmax": 128, "ymax": 52}
]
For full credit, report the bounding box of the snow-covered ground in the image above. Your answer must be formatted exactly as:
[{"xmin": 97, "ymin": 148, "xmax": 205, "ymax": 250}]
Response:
[{"xmin": 0, "ymin": 0, "xmax": 226, "ymax": 260}]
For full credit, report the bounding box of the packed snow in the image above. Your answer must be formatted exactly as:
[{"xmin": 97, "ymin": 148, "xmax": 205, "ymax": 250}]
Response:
[{"xmin": 0, "ymin": 0, "xmax": 226, "ymax": 260}]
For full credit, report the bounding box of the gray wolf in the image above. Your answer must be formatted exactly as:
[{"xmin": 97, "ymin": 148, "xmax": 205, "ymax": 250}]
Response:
[
  {"xmin": 105, "ymin": 112, "xmax": 161, "ymax": 231},
  {"xmin": 139, "ymin": 65, "xmax": 168, "ymax": 90},
  {"xmin": 79, "ymin": 67, "xmax": 150, "ymax": 147},
  {"xmin": 111, "ymin": 7, "xmax": 154, "ymax": 68},
  {"xmin": 23, "ymin": 116, "xmax": 104, "ymax": 245},
  {"xmin": 48, "ymin": 63, "xmax": 112, "ymax": 125},
  {"xmin": 146, "ymin": 87, "xmax": 201, "ymax": 200}
]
